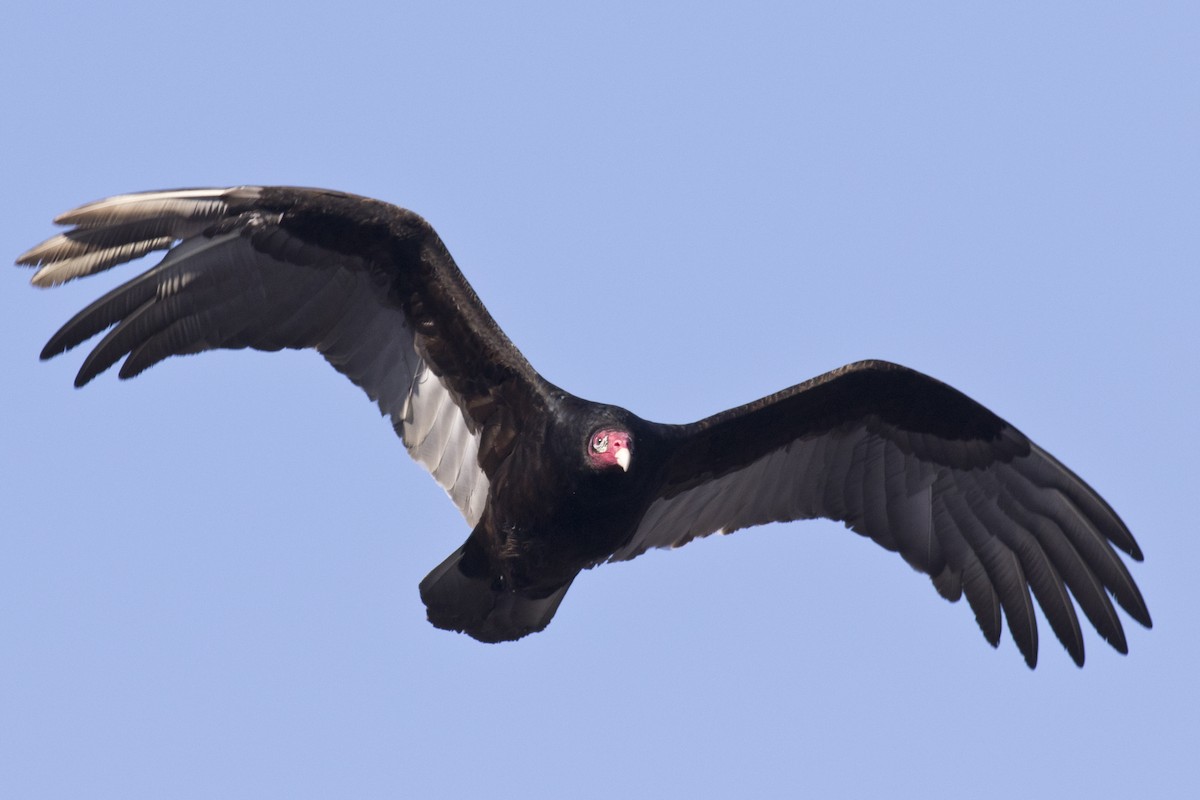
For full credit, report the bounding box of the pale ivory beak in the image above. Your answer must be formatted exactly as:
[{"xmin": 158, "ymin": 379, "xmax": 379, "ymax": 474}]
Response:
[{"xmin": 615, "ymin": 446, "xmax": 631, "ymax": 472}]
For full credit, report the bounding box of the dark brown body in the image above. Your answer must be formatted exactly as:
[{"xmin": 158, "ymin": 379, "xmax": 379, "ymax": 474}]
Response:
[{"xmin": 19, "ymin": 186, "xmax": 1151, "ymax": 664}]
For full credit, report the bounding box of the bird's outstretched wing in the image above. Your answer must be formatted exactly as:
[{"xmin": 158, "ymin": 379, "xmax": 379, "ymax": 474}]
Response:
[
  {"xmin": 18, "ymin": 186, "xmax": 550, "ymax": 523},
  {"xmin": 616, "ymin": 360, "xmax": 1149, "ymax": 667}
]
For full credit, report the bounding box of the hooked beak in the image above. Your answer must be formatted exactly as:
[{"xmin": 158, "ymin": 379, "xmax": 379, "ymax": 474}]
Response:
[{"xmin": 615, "ymin": 446, "xmax": 631, "ymax": 472}]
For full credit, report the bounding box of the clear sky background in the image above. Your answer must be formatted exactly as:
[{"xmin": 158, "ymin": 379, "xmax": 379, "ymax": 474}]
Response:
[{"xmin": 3, "ymin": 3, "xmax": 1197, "ymax": 798}]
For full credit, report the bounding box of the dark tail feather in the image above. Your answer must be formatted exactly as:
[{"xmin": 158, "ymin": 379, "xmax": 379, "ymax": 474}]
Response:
[{"xmin": 419, "ymin": 542, "xmax": 574, "ymax": 643}]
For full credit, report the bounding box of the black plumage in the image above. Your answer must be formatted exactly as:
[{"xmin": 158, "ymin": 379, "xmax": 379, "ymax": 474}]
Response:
[{"xmin": 17, "ymin": 186, "xmax": 1151, "ymax": 666}]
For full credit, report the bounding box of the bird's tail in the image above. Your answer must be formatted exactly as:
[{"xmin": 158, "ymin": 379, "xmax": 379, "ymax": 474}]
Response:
[{"xmin": 419, "ymin": 537, "xmax": 574, "ymax": 643}]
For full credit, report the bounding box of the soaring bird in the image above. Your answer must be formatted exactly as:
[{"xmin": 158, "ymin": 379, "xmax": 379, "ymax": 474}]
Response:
[{"xmin": 17, "ymin": 186, "xmax": 1150, "ymax": 667}]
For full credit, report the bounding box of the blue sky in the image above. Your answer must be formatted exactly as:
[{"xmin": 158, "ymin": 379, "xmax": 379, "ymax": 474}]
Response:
[{"xmin": 3, "ymin": 3, "xmax": 1197, "ymax": 798}]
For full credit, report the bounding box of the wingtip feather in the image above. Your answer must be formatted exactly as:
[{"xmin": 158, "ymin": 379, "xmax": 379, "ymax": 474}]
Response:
[{"xmin": 51, "ymin": 188, "xmax": 239, "ymax": 227}]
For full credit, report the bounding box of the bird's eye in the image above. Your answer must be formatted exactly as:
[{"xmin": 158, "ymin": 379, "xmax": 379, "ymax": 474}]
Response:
[{"xmin": 592, "ymin": 434, "xmax": 609, "ymax": 453}]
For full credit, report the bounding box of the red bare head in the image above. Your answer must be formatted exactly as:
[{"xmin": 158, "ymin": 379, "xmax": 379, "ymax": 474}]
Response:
[{"xmin": 587, "ymin": 428, "xmax": 633, "ymax": 473}]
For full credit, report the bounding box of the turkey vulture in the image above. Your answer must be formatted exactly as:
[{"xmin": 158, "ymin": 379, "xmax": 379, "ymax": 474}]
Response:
[{"xmin": 17, "ymin": 186, "xmax": 1150, "ymax": 667}]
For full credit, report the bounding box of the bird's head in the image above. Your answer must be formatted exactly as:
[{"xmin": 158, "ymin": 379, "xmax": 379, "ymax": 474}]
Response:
[{"xmin": 586, "ymin": 428, "xmax": 633, "ymax": 473}]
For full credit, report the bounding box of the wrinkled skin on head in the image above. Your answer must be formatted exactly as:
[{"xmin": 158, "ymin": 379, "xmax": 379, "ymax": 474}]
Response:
[{"xmin": 587, "ymin": 428, "xmax": 632, "ymax": 473}]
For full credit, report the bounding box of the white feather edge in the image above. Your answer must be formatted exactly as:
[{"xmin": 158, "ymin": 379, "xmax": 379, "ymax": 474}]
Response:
[
  {"xmin": 317, "ymin": 269, "xmax": 490, "ymax": 527},
  {"xmin": 53, "ymin": 187, "xmax": 256, "ymax": 226},
  {"xmin": 28, "ymin": 238, "xmax": 176, "ymax": 286},
  {"xmin": 402, "ymin": 363, "xmax": 489, "ymax": 526}
]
